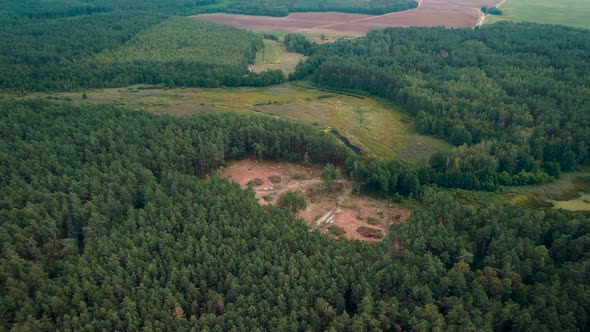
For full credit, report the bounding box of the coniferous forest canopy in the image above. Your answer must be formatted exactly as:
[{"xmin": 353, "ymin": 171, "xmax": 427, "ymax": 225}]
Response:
[
  {"xmin": 1, "ymin": 0, "xmax": 590, "ymax": 330},
  {"xmin": 0, "ymin": 16, "xmax": 285, "ymax": 90},
  {"xmin": 292, "ymin": 22, "xmax": 590, "ymax": 192},
  {"xmin": 1, "ymin": 99, "xmax": 589, "ymax": 330}
]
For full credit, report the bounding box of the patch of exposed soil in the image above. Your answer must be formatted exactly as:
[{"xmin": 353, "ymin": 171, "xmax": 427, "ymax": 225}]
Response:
[
  {"xmin": 318, "ymin": 195, "xmax": 411, "ymax": 242},
  {"xmin": 220, "ymin": 159, "xmax": 412, "ymax": 242}
]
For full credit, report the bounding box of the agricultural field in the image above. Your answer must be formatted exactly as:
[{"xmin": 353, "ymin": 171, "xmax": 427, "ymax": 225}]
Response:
[
  {"xmin": 36, "ymin": 83, "xmax": 451, "ymax": 162},
  {"xmin": 485, "ymin": 0, "xmax": 590, "ymax": 29},
  {"xmin": 193, "ymin": 0, "xmax": 502, "ymax": 36}
]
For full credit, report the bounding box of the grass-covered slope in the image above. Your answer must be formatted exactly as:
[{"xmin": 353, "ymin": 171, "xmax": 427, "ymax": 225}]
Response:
[
  {"xmin": 35, "ymin": 83, "xmax": 451, "ymax": 161},
  {"xmin": 293, "ymin": 22, "xmax": 590, "ymax": 189}
]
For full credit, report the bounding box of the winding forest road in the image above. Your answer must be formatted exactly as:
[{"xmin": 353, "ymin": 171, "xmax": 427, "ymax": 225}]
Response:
[{"xmin": 312, "ymin": 185, "xmax": 355, "ymax": 229}]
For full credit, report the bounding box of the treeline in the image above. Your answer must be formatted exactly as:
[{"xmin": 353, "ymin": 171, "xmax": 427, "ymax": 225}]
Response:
[
  {"xmin": 481, "ymin": 6, "xmax": 502, "ymax": 15},
  {"xmin": 0, "ymin": 0, "xmax": 217, "ymax": 17},
  {"xmin": 0, "ymin": 0, "xmax": 418, "ymax": 20},
  {"xmin": 291, "ymin": 22, "xmax": 590, "ymax": 186},
  {"xmin": 0, "ymin": 17, "xmax": 285, "ymax": 91},
  {"xmin": 1, "ymin": 99, "xmax": 588, "ymax": 330},
  {"xmin": 284, "ymin": 33, "xmax": 315, "ymax": 55},
  {"xmin": 0, "ymin": 0, "xmax": 112, "ymax": 19},
  {"xmin": 288, "ymin": 0, "xmax": 418, "ymax": 16},
  {"xmin": 345, "ymin": 143, "xmax": 557, "ymax": 197}
]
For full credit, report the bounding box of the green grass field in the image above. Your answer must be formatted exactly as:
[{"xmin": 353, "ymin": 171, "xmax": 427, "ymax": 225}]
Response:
[
  {"xmin": 33, "ymin": 83, "xmax": 450, "ymax": 163},
  {"xmin": 485, "ymin": 0, "xmax": 590, "ymax": 29},
  {"xmin": 262, "ymin": 40, "xmax": 281, "ymax": 64},
  {"xmin": 446, "ymin": 168, "xmax": 590, "ymax": 212},
  {"xmin": 249, "ymin": 38, "xmax": 306, "ymax": 74},
  {"xmin": 508, "ymin": 168, "xmax": 590, "ymax": 200}
]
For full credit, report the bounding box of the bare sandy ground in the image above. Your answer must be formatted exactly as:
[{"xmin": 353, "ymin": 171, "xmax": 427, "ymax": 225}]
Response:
[
  {"xmin": 194, "ymin": 0, "xmax": 502, "ymax": 36},
  {"xmin": 219, "ymin": 159, "xmax": 411, "ymax": 242}
]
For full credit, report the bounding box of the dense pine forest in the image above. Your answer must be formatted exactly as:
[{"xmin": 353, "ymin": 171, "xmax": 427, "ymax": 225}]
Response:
[
  {"xmin": 0, "ymin": 0, "xmax": 419, "ymax": 91},
  {"xmin": 1, "ymin": 99, "xmax": 589, "ymax": 330},
  {"xmin": 291, "ymin": 22, "xmax": 590, "ymax": 192},
  {"xmin": 0, "ymin": 16, "xmax": 285, "ymax": 90},
  {"xmin": 1, "ymin": 0, "xmax": 590, "ymax": 329}
]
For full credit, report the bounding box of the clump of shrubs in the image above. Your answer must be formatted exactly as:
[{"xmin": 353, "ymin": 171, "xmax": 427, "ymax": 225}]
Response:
[{"xmin": 357, "ymin": 226, "xmax": 383, "ymax": 239}]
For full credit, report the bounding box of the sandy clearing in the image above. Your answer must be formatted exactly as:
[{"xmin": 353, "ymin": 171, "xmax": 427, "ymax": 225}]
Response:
[
  {"xmin": 193, "ymin": 0, "xmax": 503, "ymax": 36},
  {"xmin": 219, "ymin": 159, "xmax": 412, "ymax": 242},
  {"xmin": 219, "ymin": 158, "xmax": 322, "ymax": 205}
]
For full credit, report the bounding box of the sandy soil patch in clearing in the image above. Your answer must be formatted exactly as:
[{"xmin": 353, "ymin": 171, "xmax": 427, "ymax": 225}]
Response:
[
  {"xmin": 219, "ymin": 158, "xmax": 322, "ymax": 205},
  {"xmin": 220, "ymin": 159, "xmax": 412, "ymax": 242},
  {"xmin": 321, "ymin": 196, "xmax": 411, "ymax": 242}
]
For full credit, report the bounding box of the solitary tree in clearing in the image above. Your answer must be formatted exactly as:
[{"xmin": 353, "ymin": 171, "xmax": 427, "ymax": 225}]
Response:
[
  {"xmin": 277, "ymin": 190, "xmax": 307, "ymax": 215},
  {"xmin": 321, "ymin": 163, "xmax": 341, "ymax": 194}
]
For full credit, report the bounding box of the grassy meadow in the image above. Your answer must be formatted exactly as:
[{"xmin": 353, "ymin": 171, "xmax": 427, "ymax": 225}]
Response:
[
  {"xmin": 505, "ymin": 168, "xmax": 590, "ymax": 211},
  {"xmin": 249, "ymin": 38, "xmax": 306, "ymax": 75},
  {"xmin": 262, "ymin": 40, "xmax": 281, "ymax": 64},
  {"xmin": 34, "ymin": 83, "xmax": 451, "ymax": 163},
  {"xmin": 485, "ymin": 0, "xmax": 590, "ymax": 29}
]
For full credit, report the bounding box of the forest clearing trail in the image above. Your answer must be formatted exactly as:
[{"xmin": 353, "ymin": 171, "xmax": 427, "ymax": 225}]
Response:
[
  {"xmin": 475, "ymin": 9, "xmax": 485, "ymax": 27},
  {"xmin": 312, "ymin": 185, "xmax": 354, "ymax": 229}
]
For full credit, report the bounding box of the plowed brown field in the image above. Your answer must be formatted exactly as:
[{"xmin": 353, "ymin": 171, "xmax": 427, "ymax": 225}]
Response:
[{"xmin": 193, "ymin": 0, "xmax": 501, "ymax": 36}]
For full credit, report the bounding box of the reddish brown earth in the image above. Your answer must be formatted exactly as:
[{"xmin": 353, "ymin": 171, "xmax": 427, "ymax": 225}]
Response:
[
  {"xmin": 193, "ymin": 0, "xmax": 502, "ymax": 36},
  {"xmin": 219, "ymin": 159, "xmax": 412, "ymax": 242}
]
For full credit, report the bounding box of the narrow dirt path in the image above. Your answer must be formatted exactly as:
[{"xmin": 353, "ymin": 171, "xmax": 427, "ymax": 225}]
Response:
[
  {"xmin": 476, "ymin": 0, "xmax": 506, "ymax": 27},
  {"xmin": 312, "ymin": 185, "xmax": 354, "ymax": 229},
  {"xmin": 475, "ymin": 9, "xmax": 485, "ymax": 27}
]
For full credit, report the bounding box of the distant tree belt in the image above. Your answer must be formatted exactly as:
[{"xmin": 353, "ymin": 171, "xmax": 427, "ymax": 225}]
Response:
[
  {"xmin": 291, "ymin": 22, "xmax": 590, "ymax": 188},
  {"xmin": 0, "ymin": 16, "xmax": 284, "ymax": 90},
  {"xmin": 219, "ymin": 0, "xmax": 419, "ymax": 17},
  {"xmin": 481, "ymin": 6, "xmax": 502, "ymax": 15},
  {"xmin": 0, "ymin": 0, "xmax": 418, "ymax": 18},
  {"xmin": 1, "ymin": 99, "xmax": 589, "ymax": 330}
]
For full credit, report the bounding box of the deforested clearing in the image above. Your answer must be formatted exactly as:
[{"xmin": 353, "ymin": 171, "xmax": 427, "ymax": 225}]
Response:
[{"xmin": 219, "ymin": 158, "xmax": 412, "ymax": 242}]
